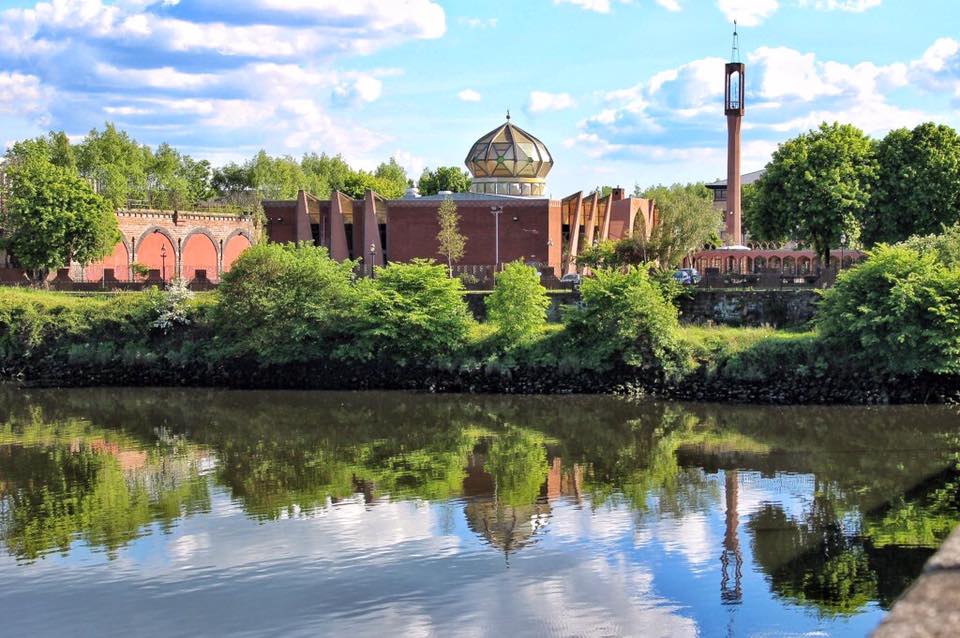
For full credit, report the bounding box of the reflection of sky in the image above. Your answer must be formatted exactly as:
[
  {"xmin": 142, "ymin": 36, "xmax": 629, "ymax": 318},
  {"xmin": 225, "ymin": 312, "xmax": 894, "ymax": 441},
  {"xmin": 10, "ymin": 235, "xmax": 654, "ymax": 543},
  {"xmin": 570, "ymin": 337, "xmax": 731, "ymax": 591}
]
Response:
[{"xmin": 0, "ymin": 469, "xmax": 891, "ymax": 637}]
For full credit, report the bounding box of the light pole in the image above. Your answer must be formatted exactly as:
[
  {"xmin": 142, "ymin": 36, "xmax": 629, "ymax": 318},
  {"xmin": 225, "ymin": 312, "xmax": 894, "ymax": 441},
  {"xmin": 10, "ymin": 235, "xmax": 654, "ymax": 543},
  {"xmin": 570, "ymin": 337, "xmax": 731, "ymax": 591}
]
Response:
[
  {"xmin": 160, "ymin": 244, "xmax": 167, "ymax": 286},
  {"xmin": 369, "ymin": 243, "xmax": 377, "ymax": 279},
  {"xmin": 839, "ymin": 232, "xmax": 847, "ymax": 271},
  {"xmin": 490, "ymin": 205, "xmax": 503, "ymax": 272}
]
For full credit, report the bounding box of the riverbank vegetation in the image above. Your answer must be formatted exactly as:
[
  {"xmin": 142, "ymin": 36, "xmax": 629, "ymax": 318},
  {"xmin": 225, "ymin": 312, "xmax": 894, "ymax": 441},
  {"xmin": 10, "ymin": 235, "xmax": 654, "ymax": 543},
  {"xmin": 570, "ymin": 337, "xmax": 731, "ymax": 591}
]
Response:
[{"xmin": 3, "ymin": 228, "xmax": 960, "ymax": 403}]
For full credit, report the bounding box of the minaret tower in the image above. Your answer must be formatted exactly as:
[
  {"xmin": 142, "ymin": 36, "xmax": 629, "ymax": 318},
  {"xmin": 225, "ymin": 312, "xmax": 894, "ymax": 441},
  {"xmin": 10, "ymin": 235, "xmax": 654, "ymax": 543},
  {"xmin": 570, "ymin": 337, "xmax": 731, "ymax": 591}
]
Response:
[{"xmin": 724, "ymin": 22, "xmax": 745, "ymax": 246}]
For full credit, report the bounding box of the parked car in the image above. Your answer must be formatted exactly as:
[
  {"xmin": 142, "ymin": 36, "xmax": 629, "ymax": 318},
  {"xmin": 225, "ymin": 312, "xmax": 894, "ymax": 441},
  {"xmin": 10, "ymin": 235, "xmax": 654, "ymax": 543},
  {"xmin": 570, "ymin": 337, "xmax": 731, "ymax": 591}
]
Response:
[
  {"xmin": 673, "ymin": 268, "xmax": 702, "ymax": 285},
  {"xmin": 560, "ymin": 273, "xmax": 583, "ymax": 287}
]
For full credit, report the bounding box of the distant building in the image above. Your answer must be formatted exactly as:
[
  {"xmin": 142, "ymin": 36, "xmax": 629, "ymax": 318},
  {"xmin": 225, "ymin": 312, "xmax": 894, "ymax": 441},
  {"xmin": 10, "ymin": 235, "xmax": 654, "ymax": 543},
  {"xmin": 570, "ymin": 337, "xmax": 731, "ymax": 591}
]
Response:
[
  {"xmin": 705, "ymin": 169, "xmax": 765, "ymax": 211},
  {"xmin": 264, "ymin": 115, "xmax": 656, "ymax": 279}
]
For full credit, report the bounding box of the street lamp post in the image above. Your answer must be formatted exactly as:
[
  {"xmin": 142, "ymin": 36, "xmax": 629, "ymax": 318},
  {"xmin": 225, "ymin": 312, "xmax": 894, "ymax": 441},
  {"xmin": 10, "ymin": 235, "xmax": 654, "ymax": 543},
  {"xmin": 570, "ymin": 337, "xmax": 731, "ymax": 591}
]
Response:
[
  {"xmin": 369, "ymin": 242, "xmax": 377, "ymax": 279},
  {"xmin": 490, "ymin": 206, "xmax": 503, "ymax": 272},
  {"xmin": 160, "ymin": 244, "xmax": 167, "ymax": 287},
  {"xmin": 839, "ymin": 232, "xmax": 847, "ymax": 271}
]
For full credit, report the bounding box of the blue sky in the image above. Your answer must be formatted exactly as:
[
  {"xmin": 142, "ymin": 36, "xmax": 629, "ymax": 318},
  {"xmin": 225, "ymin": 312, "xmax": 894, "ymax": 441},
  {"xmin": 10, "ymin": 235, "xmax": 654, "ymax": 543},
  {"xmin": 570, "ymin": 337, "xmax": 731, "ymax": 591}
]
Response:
[{"xmin": 0, "ymin": 0, "xmax": 958, "ymax": 195}]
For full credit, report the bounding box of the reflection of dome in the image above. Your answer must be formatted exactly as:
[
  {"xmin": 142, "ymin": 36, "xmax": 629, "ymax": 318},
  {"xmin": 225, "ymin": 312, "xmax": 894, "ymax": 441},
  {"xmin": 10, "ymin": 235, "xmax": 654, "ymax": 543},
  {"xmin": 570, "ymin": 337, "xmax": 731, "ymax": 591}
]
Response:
[
  {"xmin": 464, "ymin": 497, "xmax": 551, "ymax": 556},
  {"xmin": 465, "ymin": 114, "xmax": 553, "ymax": 197}
]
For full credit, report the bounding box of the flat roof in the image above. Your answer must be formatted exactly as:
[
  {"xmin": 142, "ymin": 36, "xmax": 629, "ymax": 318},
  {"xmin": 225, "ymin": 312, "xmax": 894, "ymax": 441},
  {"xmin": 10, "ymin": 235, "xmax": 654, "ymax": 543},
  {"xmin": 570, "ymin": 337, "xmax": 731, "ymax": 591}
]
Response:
[{"xmin": 705, "ymin": 169, "xmax": 765, "ymax": 189}]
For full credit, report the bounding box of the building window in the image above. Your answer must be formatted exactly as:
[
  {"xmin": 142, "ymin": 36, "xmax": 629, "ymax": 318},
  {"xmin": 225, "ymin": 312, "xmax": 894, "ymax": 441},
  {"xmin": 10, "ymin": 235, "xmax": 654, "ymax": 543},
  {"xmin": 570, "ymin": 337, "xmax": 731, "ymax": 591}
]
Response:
[{"xmin": 714, "ymin": 189, "xmax": 727, "ymax": 202}]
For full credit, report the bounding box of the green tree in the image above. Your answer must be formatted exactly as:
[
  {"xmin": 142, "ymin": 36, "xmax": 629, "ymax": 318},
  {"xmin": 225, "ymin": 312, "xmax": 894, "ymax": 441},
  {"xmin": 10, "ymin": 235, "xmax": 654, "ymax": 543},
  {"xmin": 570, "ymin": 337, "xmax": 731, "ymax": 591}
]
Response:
[
  {"xmin": 486, "ymin": 261, "xmax": 550, "ymax": 344},
  {"xmin": 864, "ymin": 123, "xmax": 960, "ymax": 246},
  {"xmin": 817, "ymin": 244, "xmax": 960, "ymax": 376},
  {"xmin": 637, "ymin": 183, "xmax": 722, "ymax": 268},
  {"xmin": 212, "ymin": 163, "xmax": 253, "ymax": 203},
  {"xmin": 300, "ymin": 152, "xmax": 353, "ymax": 197},
  {"xmin": 149, "ymin": 142, "xmax": 191, "ymax": 209},
  {"xmin": 565, "ymin": 266, "xmax": 685, "ymax": 375},
  {"xmin": 215, "ymin": 243, "xmax": 359, "ymax": 364},
  {"xmin": 246, "ymin": 150, "xmax": 306, "ymax": 200},
  {"xmin": 418, "ymin": 166, "xmax": 472, "ymax": 195},
  {"xmin": 349, "ymin": 260, "xmax": 473, "ymax": 365},
  {"xmin": 76, "ymin": 123, "xmax": 151, "ymax": 208},
  {"xmin": 373, "ymin": 157, "xmax": 409, "ymax": 198},
  {"xmin": 436, "ymin": 196, "xmax": 467, "ymax": 276},
  {"xmin": 581, "ymin": 184, "xmax": 718, "ymax": 270},
  {"xmin": 2, "ymin": 156, "xmax": 119, "ymax": 281},
  {"xmin": 899, "ymin": 222, "xmax": 960, "ymax": 268},
  {"xmin": 752, "ymin": 122, "xmax": 878, "ymax": 265},
  {"xmin": 6, "ymin": 131, "xmax": 77, "ymax": 171}
]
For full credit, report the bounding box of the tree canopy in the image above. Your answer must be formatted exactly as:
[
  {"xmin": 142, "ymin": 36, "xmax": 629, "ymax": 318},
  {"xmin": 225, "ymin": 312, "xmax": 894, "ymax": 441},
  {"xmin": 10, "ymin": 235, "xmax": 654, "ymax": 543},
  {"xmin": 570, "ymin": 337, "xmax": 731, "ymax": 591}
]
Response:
[
  {"xmin": 418, "ymin": 166, "xmax": 472, "ymax": 195},
  {"xmin": 578, "ymin": 183, "xmax": 719, "ymax": 271},
  {"xmin": 1, "ymin": 154, "xmax": 119, "ymax": 279},
  {"xmin": 864, "ymin": 123, "xmax": 960, "ymax": 246},
  {"xmin": 750, "ymin": 122, "xmax": 877, "ymax": 264}
]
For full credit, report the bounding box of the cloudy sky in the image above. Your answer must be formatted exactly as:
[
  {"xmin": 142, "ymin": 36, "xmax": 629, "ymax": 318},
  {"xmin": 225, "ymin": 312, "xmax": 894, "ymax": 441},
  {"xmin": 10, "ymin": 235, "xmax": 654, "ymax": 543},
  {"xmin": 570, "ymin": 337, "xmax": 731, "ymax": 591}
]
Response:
[{"xmin": 1, "ymin": 0, "xmax": 958, "ymax": 194}]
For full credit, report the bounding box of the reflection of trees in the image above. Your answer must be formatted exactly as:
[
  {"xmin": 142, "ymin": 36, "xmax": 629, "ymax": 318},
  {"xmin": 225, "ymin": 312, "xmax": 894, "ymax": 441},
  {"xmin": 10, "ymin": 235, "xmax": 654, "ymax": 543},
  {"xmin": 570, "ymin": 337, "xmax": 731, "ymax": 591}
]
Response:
[
  {"xmin": 1, "ymin": 383, "xmax": 958, "ymax": 603},
  {"xmin": 0, "ymin": 416, "xmax": 209, "ymax": 562},
  {"xmin": 749, "ymin": 499, "xmax": 879, "ymax": 616}
]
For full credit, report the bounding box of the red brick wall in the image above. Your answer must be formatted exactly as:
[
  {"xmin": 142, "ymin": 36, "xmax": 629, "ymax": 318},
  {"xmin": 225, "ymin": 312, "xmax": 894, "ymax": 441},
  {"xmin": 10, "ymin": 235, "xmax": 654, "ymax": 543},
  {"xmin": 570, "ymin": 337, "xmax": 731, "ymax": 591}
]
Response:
[
  {"xmin": 79, "ymin": 209, "xmax": 256, "ymax": 282},
  {"xmin": 386, "ymin": 199, "xmax": 561, "ymax": 274}
]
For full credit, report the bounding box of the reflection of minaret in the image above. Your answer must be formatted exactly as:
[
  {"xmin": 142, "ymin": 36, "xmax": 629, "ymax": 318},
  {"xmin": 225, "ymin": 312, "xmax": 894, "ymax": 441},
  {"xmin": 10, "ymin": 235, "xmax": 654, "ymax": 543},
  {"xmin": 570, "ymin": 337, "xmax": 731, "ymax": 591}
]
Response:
[
  {"xmin": 725, "ymin": 22, "xmax": 745, "ymax": 246},
  {"xmin": 720, "ymin": 469, "xmax": 743, "ymax": 604}
]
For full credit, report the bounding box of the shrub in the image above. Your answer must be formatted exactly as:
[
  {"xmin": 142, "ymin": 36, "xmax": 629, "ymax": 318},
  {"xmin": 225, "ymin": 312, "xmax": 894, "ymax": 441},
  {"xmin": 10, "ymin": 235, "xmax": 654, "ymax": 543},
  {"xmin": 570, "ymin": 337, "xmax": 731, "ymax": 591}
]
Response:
[
  {"xmin": 817, "ymin": 245, "xmax": 960, "ymax": 376},
  {"xmin": 564, "ymin": 266, "xmax": 685, "ymax": 375},
  {"xmin": 215, "ymin": 243, "xmax": 358, "ymax": 364},
  {"xmin": 0, "ymin": 288, "xmax": 214, "ymax": 370},
  {"xmin": 485, "ymin": 261, "xmax": 550, "ymax": 346},
  {"xmin": 346, "ymin": 259, "xmax": 472, "ymax": 365},
  {"xmin": 899, "ymin": 222, "xmax": 960, "ymax": 268}
]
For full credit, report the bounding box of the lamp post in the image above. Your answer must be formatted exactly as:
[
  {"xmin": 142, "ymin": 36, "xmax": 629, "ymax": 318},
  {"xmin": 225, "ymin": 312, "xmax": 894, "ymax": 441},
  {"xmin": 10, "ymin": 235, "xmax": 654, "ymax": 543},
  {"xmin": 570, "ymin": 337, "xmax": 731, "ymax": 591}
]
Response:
[
  {"xmin": 839, "ymin": 232, "xmax": 847, "ymax": 271},
  {"xmin": 369, "ymin": 242, "xmax": 376, "ymax": 279},
  {"xmin": 490, "ymin": 205, "xmax": 503, "ymax": 271},
  {"xmin": 160, "ymin": 244, "xmax": 167, "ymax": 286}
]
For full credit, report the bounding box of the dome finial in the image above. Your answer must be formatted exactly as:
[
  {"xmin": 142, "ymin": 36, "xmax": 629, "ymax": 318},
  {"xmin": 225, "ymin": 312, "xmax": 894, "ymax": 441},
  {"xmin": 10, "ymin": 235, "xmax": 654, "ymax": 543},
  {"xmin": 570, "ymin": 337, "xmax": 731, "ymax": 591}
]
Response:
[{"xmin": 506, "ymin": 109, "xmax": 511, "ymax": 121}]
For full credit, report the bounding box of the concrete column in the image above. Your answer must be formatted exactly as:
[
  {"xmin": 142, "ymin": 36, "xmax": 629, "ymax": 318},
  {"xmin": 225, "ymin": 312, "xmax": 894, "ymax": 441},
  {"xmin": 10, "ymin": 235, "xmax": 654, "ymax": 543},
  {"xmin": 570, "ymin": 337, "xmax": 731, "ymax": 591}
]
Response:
[{"xmin": 726, "ymin": 114, "xmax": 742, "ymax": 246}]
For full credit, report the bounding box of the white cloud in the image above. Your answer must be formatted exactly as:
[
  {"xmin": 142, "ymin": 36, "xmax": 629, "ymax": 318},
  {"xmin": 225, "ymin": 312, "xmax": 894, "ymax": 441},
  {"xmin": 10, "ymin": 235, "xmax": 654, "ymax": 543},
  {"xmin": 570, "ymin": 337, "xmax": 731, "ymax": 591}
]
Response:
[
  {"xmin": 528, "ymin": 91, "xmax": 576, "ymax": 113},
  {"xmin": 457, "ymin": 89, "xmax": 482, "ymax": 102},
  {"xmin": 459, "ymin": 17, "xmax": 498, "ymax": 28},
  {"xmin": 799, "ymin": 0, "xmax": 882, "ymax": 11},
  {"xmin": 0, "ymin": 0, "xmax": 447, "ymax": 60},
  {"xmin": 554, "ymin": 0, "xmax": 613, "ymax": 12},
  {"xmin": 716, "ymin": 0, "xmax": 779, "ymax": 26},
  {"xmin": 333, "ymin": 75, "xmax": 383, "ymax": 105},
  {"xmin": 577, "ymin": 37, "xmax": 960, "ymax": 177},
  {"xmin": 94, "ymin": 63, "xmax": 217, "ymax": 90},
  {"xmin": 0, "ymin": 72, "xmax": 50, "ymax": 117},
  {"xmin": 656, "ymin": 0, "xmax": 682, "ymax": 10}
]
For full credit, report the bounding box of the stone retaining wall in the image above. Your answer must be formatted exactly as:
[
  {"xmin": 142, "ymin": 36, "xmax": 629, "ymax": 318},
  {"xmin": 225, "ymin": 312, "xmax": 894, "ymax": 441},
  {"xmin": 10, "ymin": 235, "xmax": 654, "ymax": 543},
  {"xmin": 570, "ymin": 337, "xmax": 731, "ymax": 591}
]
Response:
[
  {"xmin": 678, "ymin": 289, "xmax": 820, "ymax": 328},
  {"xmin": 873, "ymin": 525, "xmax": 960, "ymax": 637}
]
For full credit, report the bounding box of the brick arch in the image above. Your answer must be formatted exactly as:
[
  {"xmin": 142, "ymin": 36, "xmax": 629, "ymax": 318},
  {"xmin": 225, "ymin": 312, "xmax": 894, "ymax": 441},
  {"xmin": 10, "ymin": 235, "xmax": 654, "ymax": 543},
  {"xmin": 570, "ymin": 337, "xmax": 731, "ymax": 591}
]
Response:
[
  {"xmin": 136, "ymin": 227, "xmax": 178, "ymax": 281},
  {"xmin": 222, "ymin": 231, "xmax": 253, "ymax": 274},
  {"xmin": 181, "ymin": 228, "xmax": 220, "ymax": 282},
  {"xmin": 84, "ymin": 238, "xmax": 131, "ymax": 282}
]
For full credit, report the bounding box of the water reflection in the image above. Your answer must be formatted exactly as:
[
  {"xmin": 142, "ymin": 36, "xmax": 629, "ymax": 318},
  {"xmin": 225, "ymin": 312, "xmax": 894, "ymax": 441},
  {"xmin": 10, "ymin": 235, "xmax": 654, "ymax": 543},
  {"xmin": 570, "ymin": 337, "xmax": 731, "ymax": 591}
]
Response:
[{"xmin": 0, "ymin": 388, "xmax": 957, "ymax": 636}]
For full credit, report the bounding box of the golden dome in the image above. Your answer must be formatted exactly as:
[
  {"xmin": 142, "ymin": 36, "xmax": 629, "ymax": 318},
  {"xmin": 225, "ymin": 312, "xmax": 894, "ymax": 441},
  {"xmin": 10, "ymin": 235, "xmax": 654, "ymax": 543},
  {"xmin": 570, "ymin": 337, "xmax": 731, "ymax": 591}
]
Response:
[{"xmin": 465, "ymin": 115, "xmax": 553, "ymax": 197}]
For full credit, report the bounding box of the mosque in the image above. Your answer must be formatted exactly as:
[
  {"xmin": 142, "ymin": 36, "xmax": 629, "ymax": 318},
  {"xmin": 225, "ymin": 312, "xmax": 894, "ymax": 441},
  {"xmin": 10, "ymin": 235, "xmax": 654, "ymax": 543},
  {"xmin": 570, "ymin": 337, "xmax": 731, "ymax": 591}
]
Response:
[{"xmin": 263, "ymin": 114, "xmax": 656, "ymax": 281}]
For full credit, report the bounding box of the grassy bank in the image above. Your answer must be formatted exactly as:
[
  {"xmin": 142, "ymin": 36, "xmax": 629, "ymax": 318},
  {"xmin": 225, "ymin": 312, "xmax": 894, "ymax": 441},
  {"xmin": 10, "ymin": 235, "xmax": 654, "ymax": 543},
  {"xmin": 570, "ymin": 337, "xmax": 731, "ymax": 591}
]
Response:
[{"xmin": 2, "ymin": 242, "xmax": 959, "ymax": 404}]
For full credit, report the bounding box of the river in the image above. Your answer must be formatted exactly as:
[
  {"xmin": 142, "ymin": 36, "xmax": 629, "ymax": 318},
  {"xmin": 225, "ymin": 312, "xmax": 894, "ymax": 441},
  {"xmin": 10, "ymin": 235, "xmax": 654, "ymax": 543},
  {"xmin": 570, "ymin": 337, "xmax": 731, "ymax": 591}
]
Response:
[{"xmin": 0, "ymin": 388, "xmax": 957, "ymax": 637}]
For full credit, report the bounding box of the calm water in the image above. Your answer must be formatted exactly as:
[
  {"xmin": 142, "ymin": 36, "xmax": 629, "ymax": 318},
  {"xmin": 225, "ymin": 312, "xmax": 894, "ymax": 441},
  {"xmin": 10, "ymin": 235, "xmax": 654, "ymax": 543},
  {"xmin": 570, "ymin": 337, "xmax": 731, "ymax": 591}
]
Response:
[{"xmin": 0, "ymin": 389, "xmax": 958, "ymax": 637}]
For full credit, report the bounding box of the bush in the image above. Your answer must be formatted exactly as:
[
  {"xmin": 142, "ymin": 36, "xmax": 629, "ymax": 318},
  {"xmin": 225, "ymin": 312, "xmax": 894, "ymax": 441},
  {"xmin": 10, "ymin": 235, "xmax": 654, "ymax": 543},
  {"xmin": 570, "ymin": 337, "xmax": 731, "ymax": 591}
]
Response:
[
  {"xmin": 564, "ymin": 266, "xmax": 685, "ymax": 375},
  {"xmin": 899, "ymin": 222, "xmax": 960, "ymax": 268},
  {"xmin": 817, "ymin": 245, "xmax": 960, "ymax": 376},
  {"xmin": 485, "ymin": 261, "xmax": 550, "ymax": 346},
  {"xmin": 215, "ymin": 243, "xmax": 358, "ymax": 364},
  {"xmin": 0, "ymin": 288, "xmax": 214, "ymax": 370},
  {"xmin": 346, "ymin": 259, "xmax": 473, "ymax": 365}
]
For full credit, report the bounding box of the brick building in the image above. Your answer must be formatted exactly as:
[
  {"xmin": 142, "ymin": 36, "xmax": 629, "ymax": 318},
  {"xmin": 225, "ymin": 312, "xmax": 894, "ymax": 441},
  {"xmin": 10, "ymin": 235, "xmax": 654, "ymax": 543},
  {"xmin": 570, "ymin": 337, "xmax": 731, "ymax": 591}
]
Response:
[{"xmin": 263, "ymin": 116, "xmax": 656, "ymax": 278}]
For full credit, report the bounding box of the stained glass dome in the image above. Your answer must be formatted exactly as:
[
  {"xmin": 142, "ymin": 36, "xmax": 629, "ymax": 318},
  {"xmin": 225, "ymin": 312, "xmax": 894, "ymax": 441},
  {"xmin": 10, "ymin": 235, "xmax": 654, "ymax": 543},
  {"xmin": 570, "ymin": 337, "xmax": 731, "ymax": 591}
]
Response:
[{"xmin": 465, "ymin": 115, "xmax": 553, "ymax": 197}]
